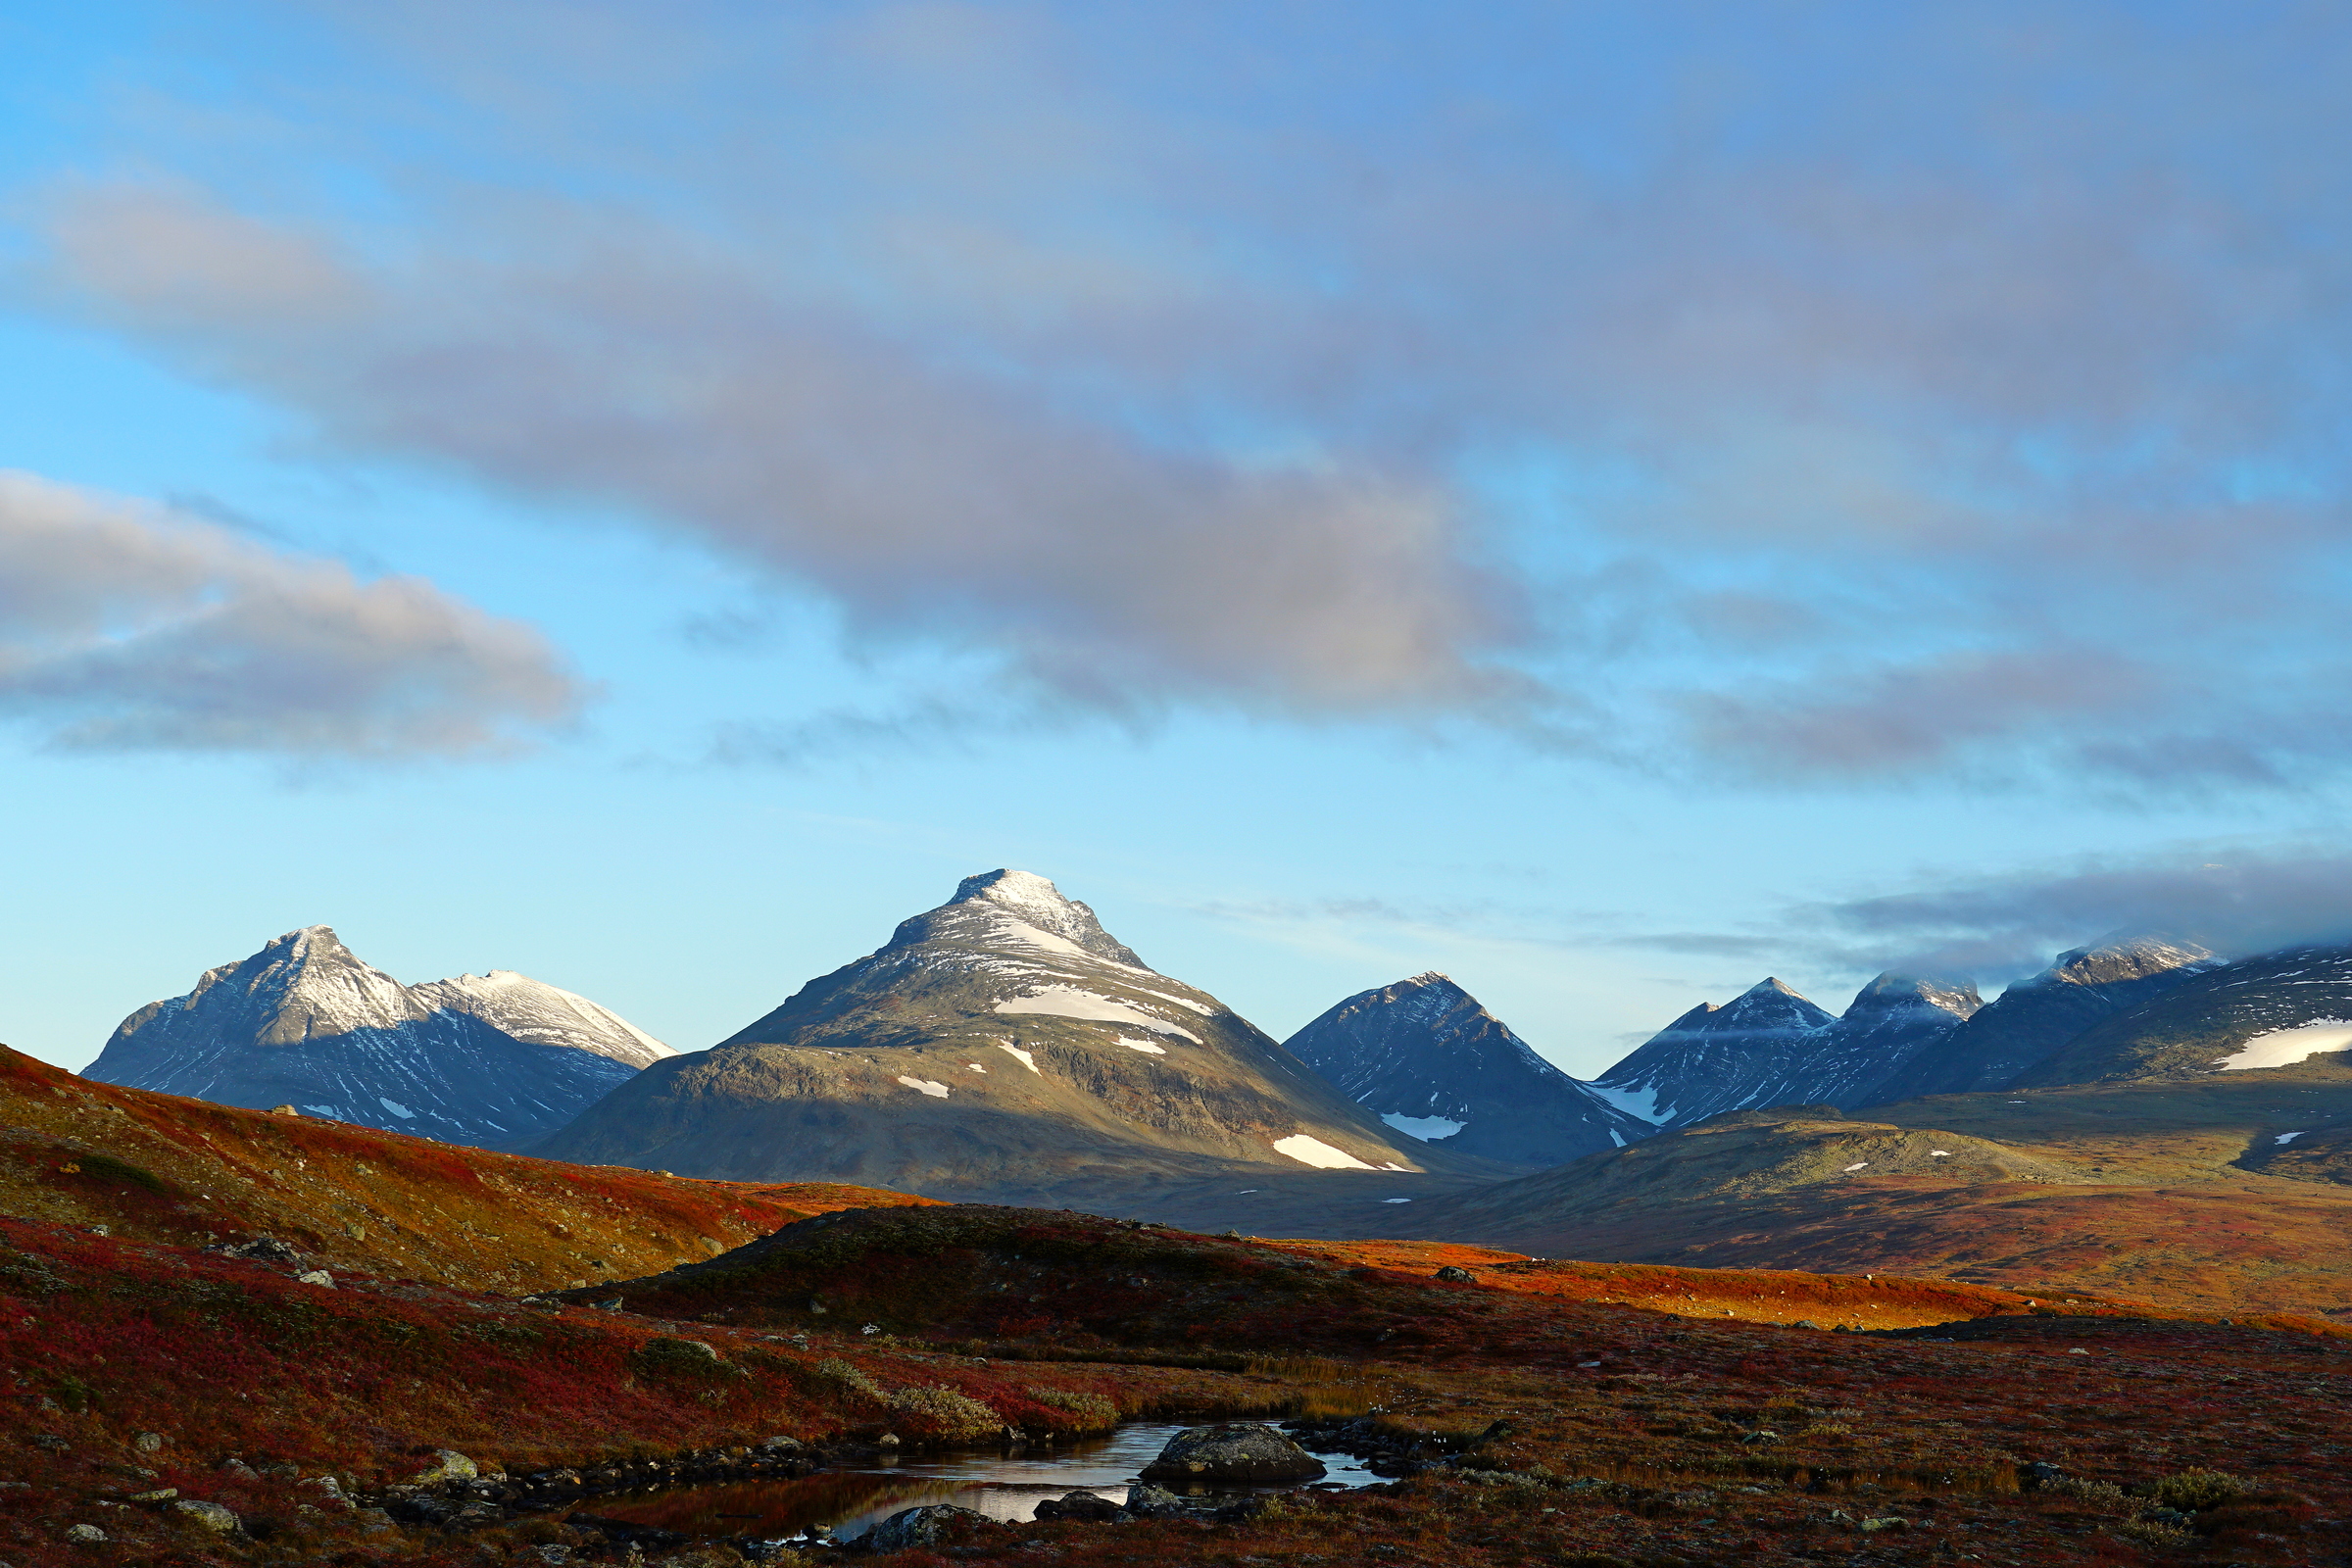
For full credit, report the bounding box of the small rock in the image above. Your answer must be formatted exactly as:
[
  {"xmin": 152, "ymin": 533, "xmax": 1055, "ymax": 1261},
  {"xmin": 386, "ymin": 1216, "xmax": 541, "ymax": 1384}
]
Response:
[
  {"xmin": 1123, "ymin": 1485, "xmax": 1188, "ymax": 1516},
  {"xmin": 129, "ymin": 1489, "xmax": 178, "ymax": 1502},
  {"xmin": 296, "ymin": 1269, "xmax": 334, "ymax": 1288},
  {"xmin": 132, "ymin": 1432, "xmax": 166, "ymax": 1453},
  {"xmin": 1859, "ymin": 1516, "xmax": 1909, "ymax": 1533},
  {"xmin": 1740, "ymin": 1430, "xmax": 1781, "ymax": 1445},
  {"xmin": 172, "ymin": 1499, "xmax": 242, "ymax": 1534},
  {"xmin": 865, "ymin": 1504, "xmax": 995, "ymax": 1551},
  {"xmin": 412, "ymin": 1449, "xmax": 479, "ymax": 1484},
  {"xmin": 533, "ymin": 1547, "xmax": 572, "ymax": 1565},
  {"xmin": 875, "ymin": 1432, "xmax": 902, "ymax": 1447},
  {"xmin": 1141, "ymin": 1422, "xmax": 1326, "ymax": 1485},
  {"xmin": 1434, "ymin": 1265, "xmax": 1476, "ymax": 1283},
  {"xmin": 756, "ymin": 1436, "xmax": 805, "ymax": 1453},
  {"xmin": 217, "ymin": 1458, "xmax": 260, "ymax": 1479},
  {"xmin": 65, "ymin": 1524, "xmax": 107, "ymax": 1544},
  {"xmin": 30, "ymin": 1435, "xmax": 68, "ymax": 1453},
  {"xmin": 211, "ymin": 1236, "xmax": 302, "ymax": 1264},
  {"xmin": 2068, "ymin": 1348, "xmax": 2089, "ymax": 1355},
  {"xmin": 268, "ymin": 1104, "xmax": 302, "ymax": 1115},
  {"xmin": 1792, "ymin": 1319, "xmax": 1821, "ymax": 1329},
  {"xmin": 256, "ymin": 1461, "xmax": 301, "ymax": 1480},
  {"xmin": 1035, "ymin": 1491, "xmax": 1122, "ymax": 1522}
]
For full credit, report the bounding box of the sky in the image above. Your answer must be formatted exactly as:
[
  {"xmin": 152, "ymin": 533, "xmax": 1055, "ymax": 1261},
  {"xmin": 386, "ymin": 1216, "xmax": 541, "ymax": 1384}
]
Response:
[{"xmin": 5, "ymin": 1, "xmax": 2352, "ymax": 1077}]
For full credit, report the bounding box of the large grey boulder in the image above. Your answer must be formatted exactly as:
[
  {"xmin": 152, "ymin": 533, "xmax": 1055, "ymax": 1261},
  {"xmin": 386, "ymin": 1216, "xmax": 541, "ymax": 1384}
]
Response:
[
  {"xmin": 1139, "ymin": 1422, "xmax": 1325, "ymax": 1485},
  {"xmin": 862, "ymin": 1504, "xmax": 995, "ymax": 1551}
]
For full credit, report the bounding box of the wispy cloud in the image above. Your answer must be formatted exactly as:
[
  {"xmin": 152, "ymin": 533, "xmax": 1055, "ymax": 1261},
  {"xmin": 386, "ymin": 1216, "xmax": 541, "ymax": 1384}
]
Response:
[
  {"xmin": 20, "ymin": 2, "xmax": 2352, "ymax": 785},
  {"xmin": 0, "ymin": 469, "xmax": 584, "ymax": 758}
]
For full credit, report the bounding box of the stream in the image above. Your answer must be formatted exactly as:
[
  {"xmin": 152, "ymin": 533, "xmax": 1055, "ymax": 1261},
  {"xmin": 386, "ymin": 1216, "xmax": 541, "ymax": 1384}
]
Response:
[{"xmin": 583, "ymin": 1422, "xmax": 1382, "ymax": 1544}]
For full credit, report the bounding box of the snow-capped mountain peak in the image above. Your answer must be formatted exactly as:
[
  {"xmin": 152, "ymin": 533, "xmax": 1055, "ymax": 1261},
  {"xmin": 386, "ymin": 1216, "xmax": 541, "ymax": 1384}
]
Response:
[
  {"xmin": 886, "ymin": 867, "xmax": 1153, "ymax": 970},
  {"xmin": 86, "ymin": 929, "xmax": 668, "ymax": 1147}
]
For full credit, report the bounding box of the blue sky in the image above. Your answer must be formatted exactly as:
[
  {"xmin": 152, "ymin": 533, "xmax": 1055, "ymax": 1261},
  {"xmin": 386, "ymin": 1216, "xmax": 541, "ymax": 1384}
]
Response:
[{"xmin": 5, "ymin": 1, "xmax": 2351, "ymax": 1076}]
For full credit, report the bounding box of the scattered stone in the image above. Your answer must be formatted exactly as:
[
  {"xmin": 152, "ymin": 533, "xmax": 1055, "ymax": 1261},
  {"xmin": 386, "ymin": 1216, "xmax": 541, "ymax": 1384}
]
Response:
[
  {"xmin": 172, "ymin": 1499, "xmax": 241, "ymax": 1534},
  {"xmin": 1793, "ymin": 1319, "xmax": 1821, "ymax": 1329},
  {"xmin": 217, "ymin": 1458, "xmax": 259, "ymax": 1479},
  {"xmin": 267, "ymin": 1104, "xmax": 302, "ymax": 1115},
  {"xmin": 1141, "ymin": 1423, "xmax": 1327, "ymax": 1485},
  {"xmin": 533, "ymin": 1547, "xmax": 572, "ymax": 1565},
  {"xmin": 64, "ymin": 1524, "xmax": 107, "ymax": 1544},
  {"xmin": 30, "ymin": 1435, "xmax": 68, "ymax": 1453},
  {"xmin": 296, "ymin": 1269, "xmax": 334, "ymax": 1288},
  {"xmin": 210, "ymin": 1236, "xmax": 302, "ymax": 1264},
  {"xmin": 1859, "ymin": 1516, "xmax": 1909, "ymax": 1533},
  {"xmin": 1740, "ymin": 1430, "xmax": 1781, "ymax": 1445},
  {"xmin": 132, "ymin": 1432, "xmax": 166, "ymax": 1453},
  {"xmin": 129, "ymin": 1489, "xmax": 178, "ymax": 1502},
  {"xmin": 875, "ymin": 1432, "xmax": 902, "ymax": 1447},
  {"xmin": 863, "ymin": 1504, "xmax": 995, "ymax": 1552},
  {"xmin": 412, "ymin": 1449, "xmax": 479, "ymax": 1484},
  {"xmin": 1123, "ymin": 1485, "xmax": 1188, "ymax": 1516},
  {"xmin": 1434, "ymin": 1265, "xmax": 1476, "ymax": 1283}
]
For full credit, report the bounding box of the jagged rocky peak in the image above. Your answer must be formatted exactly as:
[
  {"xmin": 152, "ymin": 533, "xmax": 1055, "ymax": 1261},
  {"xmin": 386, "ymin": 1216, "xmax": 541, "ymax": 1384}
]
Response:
[
  {"xmin": 1284, "ymin": 970, "xmax": 1651, "ymax": 1167},
  {"xmin": 2044, "ymin": 932, "xmax": 2219, "ymax": 988},
  {"xmin": 1843, "ymin": 972, "xmax": 1983, "ymax": 1023},
  {"xmin": 887, "ymin": 867, "xmax": 1152, "ymax": 970}
]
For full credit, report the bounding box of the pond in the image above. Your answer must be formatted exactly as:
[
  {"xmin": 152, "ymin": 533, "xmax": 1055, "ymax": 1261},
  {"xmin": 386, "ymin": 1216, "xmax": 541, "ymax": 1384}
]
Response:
[{"xmin": 583, "ymin": 1423, "xmax": 1382, "ymax": 1544}]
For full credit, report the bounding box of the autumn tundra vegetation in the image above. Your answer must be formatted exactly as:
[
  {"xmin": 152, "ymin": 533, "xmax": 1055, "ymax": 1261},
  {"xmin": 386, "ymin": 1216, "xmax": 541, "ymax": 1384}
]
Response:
[{"xmin": 4, "ymin": 1042, "xmax": 2348, "ymax": 1567}]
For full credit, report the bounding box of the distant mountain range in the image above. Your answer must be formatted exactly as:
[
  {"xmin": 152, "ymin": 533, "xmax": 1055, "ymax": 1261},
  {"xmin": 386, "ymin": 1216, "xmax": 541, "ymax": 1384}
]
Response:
[
  {"xmin": 83, "ymin": 926, "xmax": 670, "ymax": 1148},
  {"xmin": 533, "ymin": 869, "xmax": 1482, "ymax": 1200},
  {"xmin": 1282, "ymin": 972, "xmax": 1649, "ymax": 1165}
]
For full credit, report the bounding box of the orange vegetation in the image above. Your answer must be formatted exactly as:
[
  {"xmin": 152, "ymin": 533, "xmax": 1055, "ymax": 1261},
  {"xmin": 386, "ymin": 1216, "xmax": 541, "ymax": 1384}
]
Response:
[{"xmin": 0, "ymin": 1043, "xmax": 931, "ymax": 1293}]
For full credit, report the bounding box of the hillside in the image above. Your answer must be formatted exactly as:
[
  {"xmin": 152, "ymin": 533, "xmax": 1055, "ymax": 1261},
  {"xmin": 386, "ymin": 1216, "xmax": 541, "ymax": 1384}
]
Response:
[
  {"xmin": 0, "ymin": 1042, "xmax": 921, "ymax": 1295},
  {"xmin": 2018, "ymin": 943, "xmax": 2352, "ymax": 1086},
  {"xmin": 537, "ymin": 870, "xmax": 1491, "ymax": 1203},
  {"xmin": 1369, "ymin": 1072, "xmax": 2352, "ymax": 1315},
  {"xmin": 1871, "ymin": 934, "xmax": 2220, "ymax": 1099}
]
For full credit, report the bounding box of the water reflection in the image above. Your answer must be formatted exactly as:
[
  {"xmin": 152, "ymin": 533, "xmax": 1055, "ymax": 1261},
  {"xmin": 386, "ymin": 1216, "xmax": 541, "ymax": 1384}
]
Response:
[{"xmin": 586, "ymin": 1423, "xmax": 1379, "ymax": 1543}]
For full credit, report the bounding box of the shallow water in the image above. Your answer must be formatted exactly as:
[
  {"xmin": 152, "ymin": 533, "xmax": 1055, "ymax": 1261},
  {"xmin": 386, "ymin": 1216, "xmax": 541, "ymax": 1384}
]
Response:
[{"xmin": 585, "ymin": 1422, "xmax": 1380, "ymax": 1543}]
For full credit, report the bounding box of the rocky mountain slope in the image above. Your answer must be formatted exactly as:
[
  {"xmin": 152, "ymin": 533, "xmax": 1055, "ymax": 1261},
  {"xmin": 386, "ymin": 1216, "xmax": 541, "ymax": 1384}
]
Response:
[
  {"xmin": 1590, "ymin": 974, "xmax": 1979, "ymax": 1130},
  {"xmin": 536, "ymin": 870, "xmax": 1475, "ymax": 1201},
  {"xmin": 1587, "ymin": 977, "xmax": 1838, "ymax": 1128},
  {"xmin": 1281, "ymin": 972, "xmax": 1648, "ymax": 1165},
  {"xmin": 2014, "ymin": 942, "xmax": 2352, "ymax": 1087},
  {"xmin": 83, "ymin": 926, "xmax": 671, "ymax": 1149},
  {"xmin": 1867, "ymin": 933, "xmax": 2220, "ymax": 1101}
]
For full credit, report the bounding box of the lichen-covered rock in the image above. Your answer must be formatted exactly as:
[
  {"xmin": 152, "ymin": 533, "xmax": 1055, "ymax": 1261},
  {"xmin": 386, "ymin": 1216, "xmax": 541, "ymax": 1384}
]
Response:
[
  {"xmin": 412, "ymin": 1449, "xmax": 478, "ymax": 1484},
  {"xmin": 65, "ymin": 1523, "xmax": 108, "ymax": 1543},
  {"xmin": 1435, "ymin": 1265, "xmax": 1476, "ymax": 1283},
  {"xmin": 1139, "ymin": 1422, "xmax": 1326, "ymax": 1485},
  {"xmin": 861, "ymin": 1504, "xmax": 994, "ymax": 1551},
  {"xmin": 172, "ymin": 1499, "xmax": 241, "ymax": 1533}
]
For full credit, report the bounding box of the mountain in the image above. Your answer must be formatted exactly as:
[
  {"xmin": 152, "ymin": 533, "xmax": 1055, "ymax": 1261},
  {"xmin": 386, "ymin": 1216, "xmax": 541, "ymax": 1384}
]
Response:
[
  {"xmin": 1806, "ymin": 972, "xmax": 1984, "ymax": 1104},
  {"xmin": 2013, "ymin": 943, "xmax": 2352, "ymax": 1087},
  {"xmin": 1862, "ymin": 934, "xmax": 2220, "ymax": 1103},
  {"xmin": 1587, "ymin": 977, "xmax": 1838, "ymax": 1129},
  {"xmin": 535, "ymin": 869, "xmax": 1472, "ymax": 1201},
  {"xmin": 83, "ymin": 926, "xmax": 671, "ymax": 1148},
  {"xmin": 1282, "ymin": 972, "xmax": 1649, "ymax": 1165}
]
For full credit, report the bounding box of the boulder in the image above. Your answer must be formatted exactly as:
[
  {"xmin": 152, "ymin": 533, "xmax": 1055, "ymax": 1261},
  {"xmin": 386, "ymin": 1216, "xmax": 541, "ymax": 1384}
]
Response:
[
  {"xmin": 296, "ymin": 1270, "xmax": 335, "ymax": 1288},
  {"xmin": 1140, "ymin": 1423, "xmax": 1326, "ymax": 1485},
  {"xmin": 211, "ymin": 1236, "xmax": 302, "ymax": 1264},
  {"xmin": 861, "ymin": 1504, "xmax": 994, "ymax": 1552},
  {"xmin": 172, "ymin": 1499, "xmax": 241, "ymax": 1534},
  {"xmin": 1034, "ymin": 1490, "xmax": 1123, "ymax": 1522},
  {"xmin": 412, "ymin": 1449, "xmax": 479, "ymax": 1484},
  {"xmin": 1123, "ymin": 1485, "xmax": 1189, "ymax": 1517},
  {"xmin": 1434, "ymin": 1265, "xmax": 1476, "ymax": 1283},
  {"xmin": 65, "ymin": 1523, "xmax": 108, "ymax": 1543}
]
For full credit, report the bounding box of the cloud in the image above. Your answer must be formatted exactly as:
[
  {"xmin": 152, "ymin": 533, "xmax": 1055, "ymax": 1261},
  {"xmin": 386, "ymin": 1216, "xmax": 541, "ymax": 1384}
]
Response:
[
  {"xmin": 19, "ymin": 2, "xmax": 2352, "ymax": 782},
  {"xmin": 0, "ymin": 469, "xmax": 585, "ymax": 758}
]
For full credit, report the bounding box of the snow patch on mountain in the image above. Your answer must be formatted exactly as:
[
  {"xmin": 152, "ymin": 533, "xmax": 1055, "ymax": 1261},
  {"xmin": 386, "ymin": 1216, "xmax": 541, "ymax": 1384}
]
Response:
[
  {"xmin": 2215, "ymin": 1020, "xmax": 2352, "ymax": 1071},
  {"xmin": 1272, "ymin": 1133, "xmax": 1377, "ymax": 1170},
  {"xmin": 993, "ymin": 988, "xmax": 1203, "ymax": 1042}
]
